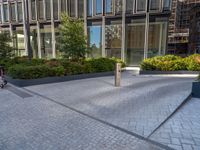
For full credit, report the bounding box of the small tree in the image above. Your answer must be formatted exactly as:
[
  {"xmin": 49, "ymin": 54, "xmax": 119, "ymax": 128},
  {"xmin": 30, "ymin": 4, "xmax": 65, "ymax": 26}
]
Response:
[
  {"xmin": 0, "ymin": 32, "xmax": 13, "ymax": 59},
  {"xmin": 57, "ymin": 14, "xmax": 87, "ymax": 61}
]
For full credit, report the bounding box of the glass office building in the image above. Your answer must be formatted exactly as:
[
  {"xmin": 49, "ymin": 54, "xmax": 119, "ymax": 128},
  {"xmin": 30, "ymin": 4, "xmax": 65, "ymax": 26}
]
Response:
[{"xmin": 0, "ymin": 0, "xmax": 171, "ymax": 66}]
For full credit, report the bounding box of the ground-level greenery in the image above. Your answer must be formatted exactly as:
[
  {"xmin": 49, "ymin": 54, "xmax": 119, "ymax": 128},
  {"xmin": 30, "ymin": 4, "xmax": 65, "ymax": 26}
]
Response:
[
  {"xmin": 141, "ymin": 54, "xmax": 200, "ymax": 71},
  {"xmin": 0, "ymin": 57, "xmax": 125, "ymax": 79}
]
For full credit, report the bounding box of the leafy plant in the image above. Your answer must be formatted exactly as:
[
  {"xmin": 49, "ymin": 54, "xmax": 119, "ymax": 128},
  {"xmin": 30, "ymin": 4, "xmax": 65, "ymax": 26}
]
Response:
[
  {"xmin": 57, "ymin": 14, "xmax": 87, "ymax": 61},
  {"xmin": 0, "ymin": 32, "xmax": 13, "ymax": 59}
]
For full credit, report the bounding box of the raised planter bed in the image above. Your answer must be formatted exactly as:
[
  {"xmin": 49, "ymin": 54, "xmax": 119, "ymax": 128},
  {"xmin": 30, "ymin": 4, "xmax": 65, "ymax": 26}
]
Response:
[
  {"xmin": 5, "ymin": 71, "xmax": 114, "ymax": 87},
  {"xmin": 192, "ymin": 82, "xmax": 200, "ymax": 98},
  {"xmin": 140, "ymin": 70, "xmax": 199, "ymax": 75}
]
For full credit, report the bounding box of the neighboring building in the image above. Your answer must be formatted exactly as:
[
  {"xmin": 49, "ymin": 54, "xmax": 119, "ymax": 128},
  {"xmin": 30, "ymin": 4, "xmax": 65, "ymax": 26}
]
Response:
[
  {"xmin": 189, "ymin": 3, "xmax": 200, "ymax": 54},
  {"xmin": 168, "ymin": 0, "xmax": 200, "ymax": 56},
  {"xmin": 0, "ymin": 0, "xmax": 171, "ymax": 66}
]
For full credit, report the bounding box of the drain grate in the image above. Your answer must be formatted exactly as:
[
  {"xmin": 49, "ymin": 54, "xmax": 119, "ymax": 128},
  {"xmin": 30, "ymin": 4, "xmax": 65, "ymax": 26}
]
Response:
[{"xmin": 7, "ymin": 85, "xmax": 32, "ymax": 98}]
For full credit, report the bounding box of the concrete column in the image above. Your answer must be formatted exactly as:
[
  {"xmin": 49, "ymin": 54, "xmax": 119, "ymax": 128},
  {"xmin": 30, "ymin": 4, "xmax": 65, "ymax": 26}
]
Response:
[
  {"xmin": 159, "ymin": 23, "xmax": 163, "ymax": 55},
  {"xmin": 84, "ymin": 0, "xmax": 87, "ymax": 36},
  {"xmin": 144, "ymin": 12, "xmax": 149, "ymax": 59},
  {"xmin": 22, "ymin": 0, "xmax": 28, "ymax": 56},
  {"xmin": 121, "ymin": 0, "xmax": 126, "ymax": 61},
  {"xmin": 51, "ymin": 0, "xmax": 56, "ymax": 58},
  {"xmin": 36, "ymin": 21, "xmax": 42, "ymax": 58},
  {"xmin": 102, "ymin": 16, "xmax": 106, "ymax": 57},
  {"xmin": 75, "ymin": 0, "xmax": 78, "ymax": 18}
]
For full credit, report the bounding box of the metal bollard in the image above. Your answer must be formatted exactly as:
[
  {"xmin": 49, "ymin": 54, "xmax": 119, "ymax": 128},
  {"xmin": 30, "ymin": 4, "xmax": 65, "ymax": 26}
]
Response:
[{"xmin": 115, "ymin": 63, "xmax": 121, "ymax": 87}]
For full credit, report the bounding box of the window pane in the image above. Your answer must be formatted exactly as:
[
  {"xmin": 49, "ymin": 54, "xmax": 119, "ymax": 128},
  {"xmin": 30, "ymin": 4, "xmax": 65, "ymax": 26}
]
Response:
[
  {"xmin": 38, "ymin": 0, "xmax": 44, "ymax": 19},
  {"xmin": 53, "ymin": 0, "xmax": 58, "ymax": 20},
  {"xmin": 45, "ymin": 0, "xmax": 51, "ymax": 20},
  {"xmin": 11, "ymin": 3, "xmax": 16, "ymax": 22},
  {"xmin": 30, "ymin": 27, "xmax": 38, "ymax": 58},
  {"xmin": 150, "ymin": 0, "xmax": 160, "ymax": 11},
  {"xmin": 0, "ymin": 5, "xmax": 2, "ymax": 23},
  {"xmin": 78, "ymin": 0, "xmax": 84, "ymax": 18},
  {"xmin": 31, "ymin": 0, "xmax": 36, "ymax": 20},
  {"xmin": 105, "ymin": 23, "xmax": 122, "ymax": 58},
  {"xmin": 87, "ymin": 0, "xmax": 92, "ymax": 16},
  {"xmin": 17, "ymin": 2, "xmax": 23, "ymax": 22},
  {"xmin": 163, "ymin": 0, "xmax": 171, "ymax": 10},
  {"xmin": 126, "ymin": 19, "xmax": 145, "ymax": 66},
  {"xmin": 115, "ymin": 0, "xmax": 122, "ymax": 14},
  {"xmin": 106, "ymin": 0, "xmax": 113, "ymax": 14},
  {"xmin": 3, "ymin": 4, "xmax": 8, "ymax": 22},
  {"xmin": 126, "ymin": 0, "xmax": 133, "ymax": 14},
  {"xmin": 69, "ymin": 0, "xmax": 76, "ymax": 17},
  {"xmin": 96, "ymin": 0, "xmax": 102, "ymax": 15},
  {"xmin": 136, "ymin": 0, "xmax": 146, "ymax": 12},
  {"xmin": 61, "ymin": 0, "xmax": 66, "ymax": 12},
  {"xmin": 87, "ymin": 25, "xmax": 102, "ymax": 58}
]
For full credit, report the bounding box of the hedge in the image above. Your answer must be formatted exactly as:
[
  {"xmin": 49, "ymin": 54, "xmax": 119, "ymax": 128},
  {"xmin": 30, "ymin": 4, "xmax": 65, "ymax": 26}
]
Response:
[
  {"xmin": 141, "ymin": 54, "xmax": 200, "ymax": 71},
  {"xmin": 6, "ymin": 57, "xmax": 125, "ymax": 79}
]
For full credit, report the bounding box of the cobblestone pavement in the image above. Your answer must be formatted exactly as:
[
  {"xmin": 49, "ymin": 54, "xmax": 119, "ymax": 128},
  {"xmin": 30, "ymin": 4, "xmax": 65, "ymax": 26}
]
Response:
[
  {"xmin": 26, "ymin": 72, "xmax": 194, "ymax": 137},
  {"xmin": 150, "ymin": 98, "xmax": 200, "ymax": 150},
  {"xmin": 0, "ymin": 89, "xmax": 166, "ymax": 150}
]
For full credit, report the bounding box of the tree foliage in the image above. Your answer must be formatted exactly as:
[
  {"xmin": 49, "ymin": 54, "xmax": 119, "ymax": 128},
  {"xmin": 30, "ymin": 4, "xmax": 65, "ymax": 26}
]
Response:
[
  {"xmin": 0, "ymin": 32, "xmax": 13, "ymax": 59},
  {"xmin": 57, "ymin": 14, "xmax": 87, "ymax": 61}
]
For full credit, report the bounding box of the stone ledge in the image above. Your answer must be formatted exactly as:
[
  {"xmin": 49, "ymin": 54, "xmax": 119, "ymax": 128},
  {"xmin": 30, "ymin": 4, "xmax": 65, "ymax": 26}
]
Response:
[
  {"xmin": 5, "ymin": 71, "xmax": 114, "ymax": 87},
  {"xmin": 140, "ymin": 70, "xmax": 199, "ymax": 75}
]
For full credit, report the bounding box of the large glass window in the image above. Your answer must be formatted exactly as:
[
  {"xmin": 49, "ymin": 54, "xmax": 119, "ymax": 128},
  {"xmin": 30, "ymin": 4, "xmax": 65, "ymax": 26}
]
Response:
[
  {"xmin": 115, "ymin": 0, "xmax": 122, "ymax": 14},
  {"xmin": 105, "ymin": 0, "xmax": 113, "ymax": 14},
  {"xmin": 3, "ymin": 4, "xmax": 8, "ymax": 22},
  {"xmin": 95, "ymin": 0, "xmax": 102, "ymax": 15},
  {"xmin": 78, "ymin": 0, "xmax": 84, "ymax": 18},
  {"xmin": 88, "ymin": 25, "xmax": 102, "ymax": 58},
  {"xmin": 61, "ymin": 0, "xmax": 67, "ymax": 12},
  {"xmin": 53, "ymin": 0, "xmax": 58, "ymax": 20},
  {"xmin": 87, "ymin": 0, "xmax": 92, "ymax": 16},
  {"xmin": 30, "ymin": 26, "xmax": 38, "ymax": 58},
  {"xmin": 150, "ymin": 0, "xmax": 160, "ymax": 11},
  {"xmin": 163, "ymin": 0, "xmax": 171, "ymax": 11},
  {"xmin": 136, "ymin": 0, "xmax": 146, "ymax": 12},
  {"xmin": 40, "ymin": 25, "xmax": 52, "ymax": 58},
  {"xmin": 105, "ymin": 22, "xmax": 122, "ymax": 58},
  {"xmin": 126, "ymin": 19, "xmax": 145, "ymax": 66},
  {"xmin": 45, "ymin": 0, "xmax": 51, "ymax": 20},
  {"xmin": 10, "ymin": 3, "xmax": 16, "ymax": 22},
  {"xmin": 126, "ymin": 0, "xmax": 134, "ymax": 14},
  {"xmin": 69, "ymin": 0, "xmax": 76, "ymax": 17},
  {"xmin": 17, "ymin": 2, "xmax": 23, "ymax": 22},
  {"xmin": 38, "ymin": 0, "xmax": 44, "ymax": 20},
  {"xmin": 31, "ymin": 0, "xmax": 36, "ymax": 20}
]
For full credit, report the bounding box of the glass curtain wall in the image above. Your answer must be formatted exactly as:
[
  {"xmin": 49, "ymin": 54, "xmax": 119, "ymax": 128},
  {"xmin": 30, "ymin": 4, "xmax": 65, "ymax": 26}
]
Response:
[
  {"xmin": 105, "ymin": 21, "xmax": 122, "ymax": 59},
  {"xmin": 88, "ymin": 25, "xmax": 102, "ymax": 58},
  {"xmin": 126, "ymin": 19, "xmax": 146, "ymax": 66},
  {"xmin": 40, "ymin": 25, "xmax": 52, "ymax": 58}
]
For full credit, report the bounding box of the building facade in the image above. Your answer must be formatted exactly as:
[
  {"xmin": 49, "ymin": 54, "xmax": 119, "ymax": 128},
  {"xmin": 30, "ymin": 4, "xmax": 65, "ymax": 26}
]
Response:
[
  {"xmin": 0, "ymin": 0, "xmax": 171, "ymax": 66},
  {"xmin": 168, "ymin": 0, "xmax": 200, "ymax": 56},
  {"xmin": 189, "ymin": 3, "xmax": 200, "ymax": 54}
]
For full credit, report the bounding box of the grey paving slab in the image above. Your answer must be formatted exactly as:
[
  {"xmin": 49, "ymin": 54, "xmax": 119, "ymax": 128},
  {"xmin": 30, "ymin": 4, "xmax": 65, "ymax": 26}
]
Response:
[
  {"xmin": 0, "ymin": 89, "xmax": 165, "ymax": 150},
  {"xmin": 25, "ymin": 72, "xmax": 194, "ymax": 137},
  {"xmin": 150, "ymin": 98, "xmax": 200, "ymax": 150}
]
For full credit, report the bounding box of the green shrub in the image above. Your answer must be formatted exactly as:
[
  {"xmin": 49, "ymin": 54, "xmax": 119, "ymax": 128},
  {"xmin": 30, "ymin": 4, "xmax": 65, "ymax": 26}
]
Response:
[
  {"xmin": 140, "ymin": 55, "xmax": 186, "ymax": 71},
  {"xmin": 8, "ymin": 65, "xmax": 64, "ymax": 79},
  {"xmin": 185, "ymin": 54, "xmax": 200, "ymax": 71}
]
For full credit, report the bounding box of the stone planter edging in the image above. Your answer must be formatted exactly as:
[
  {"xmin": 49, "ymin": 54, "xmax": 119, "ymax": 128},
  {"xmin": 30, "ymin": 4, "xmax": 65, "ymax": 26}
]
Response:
[
  {"xmin": 192, "ymin": 81, "xmax": 200, "ymax": 98},
  {"xmin": 5, "ymin": 71, "xmax": 114, "ymax": 87},
  {"xmin": 140, "ymin": 70, "xmax": 199, "ymax": 75}
]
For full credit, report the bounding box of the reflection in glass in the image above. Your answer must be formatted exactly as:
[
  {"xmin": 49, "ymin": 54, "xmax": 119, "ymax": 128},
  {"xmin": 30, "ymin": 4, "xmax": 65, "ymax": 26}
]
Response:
[
  {"xmin": 96, "ymin": 0, "xmax": 102, "ymax": 15},
  {"xmin": 126, "ymin": 19, "xmax": 145, "ymax": 66},
  {"xmin": 136, "ymin": 0, "xmax": 146, "ymax": 12},
  {"xmin": 106, "ymin": 0, "xmax": 113, "ymax": 14},
  {"xmin": 17, "ymin": 2, "xmax": 23, "ymax": 22},
  {"xmin": 87, "ymin": 0, "xmax": 92, "ymax": 16},
  {"xmin": 31, "ymin": 0, "xmax": 36, "ymax": 20},
  {"xmin": 11, "ymin": 3, "xmax": 16, "ymax": 22},
  {"xmin": 105, "ymin": 23, "xmax": 122, "ymax": 58},
  {"xmin": 45, "ymin": 0, "xmax": 51, "ymax": 20},
  {"xmin": 115, "ymin": 0, "xmax": 123, "ymax": 14},
  {"xmin": 40, "ymin": 26, "xmax": 52, "ymax": 58},
  {"xmin": 163, "ymin": 0, "xmax": 171, "ymax": 10},
  {"xmin": 150, "ymin": 0, "xmax": 160, "ymax": 11},
  {"xmin": 3, "ymin": 4, "xmax": 8, "ymax": 22},
  {"xmin": 88, "ymin": 26, "xmax": 102, "ymax": 58},
  {"xmin": 126, "ymin": 0, "xmax": 134, "ymax": 14}
]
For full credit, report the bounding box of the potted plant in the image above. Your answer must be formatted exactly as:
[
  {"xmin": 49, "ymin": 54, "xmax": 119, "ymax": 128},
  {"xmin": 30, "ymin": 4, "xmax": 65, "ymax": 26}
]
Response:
[{"xmin": 192, "ymin": 73, "xmax": 200, "ymax": 98}]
